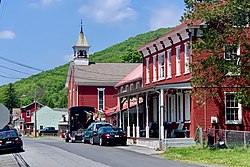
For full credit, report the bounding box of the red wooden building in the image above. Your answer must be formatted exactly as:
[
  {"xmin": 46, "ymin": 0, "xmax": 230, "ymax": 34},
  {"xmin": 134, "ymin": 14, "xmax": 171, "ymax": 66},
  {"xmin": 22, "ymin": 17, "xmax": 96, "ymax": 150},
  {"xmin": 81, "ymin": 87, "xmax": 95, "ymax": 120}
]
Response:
[
  {"xmin": 66, "ymin": 23, "xmax": 140, "ymax": 121},
  {"xmin": 20, "ymin": 101, "xmax": 44, "ymax": 134}
]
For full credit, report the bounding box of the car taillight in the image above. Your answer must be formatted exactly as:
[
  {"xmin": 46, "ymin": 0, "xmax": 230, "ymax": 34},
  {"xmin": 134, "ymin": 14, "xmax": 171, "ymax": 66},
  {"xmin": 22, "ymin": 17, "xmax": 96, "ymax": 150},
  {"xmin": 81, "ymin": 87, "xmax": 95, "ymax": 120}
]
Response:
[
  {"xmin": 15, "ymin": 138, "xmax": 22, "ymax": 142},
  {"xmin": 104, "ymin": 134, "xmax": 110, "ymax": 138},
  {"xmin": 0, "ymin": 140, "xmax": 2, "ymax": 145},
  {"xmin": 122, "ymin": 133, "xmax": 127, "ymax": 137}
]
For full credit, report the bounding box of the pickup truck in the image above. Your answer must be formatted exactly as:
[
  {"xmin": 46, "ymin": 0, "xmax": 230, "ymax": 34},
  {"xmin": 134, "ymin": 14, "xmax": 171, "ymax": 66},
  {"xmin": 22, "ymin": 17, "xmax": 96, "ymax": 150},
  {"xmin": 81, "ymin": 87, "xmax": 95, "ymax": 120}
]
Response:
[{"xmin": 38, "ymin": 127, "xmax": 58, "ymax": 136}]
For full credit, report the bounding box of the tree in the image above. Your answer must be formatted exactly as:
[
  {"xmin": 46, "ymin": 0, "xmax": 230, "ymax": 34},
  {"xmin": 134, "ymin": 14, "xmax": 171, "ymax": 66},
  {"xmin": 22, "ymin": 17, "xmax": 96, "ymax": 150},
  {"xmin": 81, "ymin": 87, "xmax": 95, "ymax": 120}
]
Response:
[
  {"xmin": 3, "ymin": 83, "xmax": 19, "ymax": 114},
  {"xmin": 122, "ymin": 47, "xmax": 142, "ymax": 63},
  {"xmin": 183, "ymin": 0, "xmax": 250, "ymax": 106}
]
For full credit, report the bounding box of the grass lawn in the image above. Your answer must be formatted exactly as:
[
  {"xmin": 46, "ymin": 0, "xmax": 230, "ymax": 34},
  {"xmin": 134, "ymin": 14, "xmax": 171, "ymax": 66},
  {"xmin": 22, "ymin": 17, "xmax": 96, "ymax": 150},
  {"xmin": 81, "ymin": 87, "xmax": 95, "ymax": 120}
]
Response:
[{"xmin": 161, "ymin": 146, "xmax": 250, "ymax": 167}]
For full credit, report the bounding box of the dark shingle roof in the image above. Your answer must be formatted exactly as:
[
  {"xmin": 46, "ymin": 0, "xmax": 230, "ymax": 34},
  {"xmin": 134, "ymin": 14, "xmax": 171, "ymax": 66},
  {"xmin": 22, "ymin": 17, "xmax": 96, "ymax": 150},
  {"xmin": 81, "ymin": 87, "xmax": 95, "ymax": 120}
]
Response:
[{"xmin": 67, "ymin": 62, "xmax": 140, "ymax": 86}]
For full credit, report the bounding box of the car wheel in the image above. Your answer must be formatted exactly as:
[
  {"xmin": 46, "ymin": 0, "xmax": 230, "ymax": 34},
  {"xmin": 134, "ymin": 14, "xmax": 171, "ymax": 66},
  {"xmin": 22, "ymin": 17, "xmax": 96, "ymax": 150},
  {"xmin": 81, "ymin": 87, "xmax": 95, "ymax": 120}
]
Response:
[
  {"xmin": 122, "ymin": 142, "xmax": 127, "ymax": 146},
  {"xmin": 99, "ymin": 138, "xmax": 103, "ymax": 146},
  {"xmin": 90, "ymin": 137, "xmax": 94, "ymax": 145}
]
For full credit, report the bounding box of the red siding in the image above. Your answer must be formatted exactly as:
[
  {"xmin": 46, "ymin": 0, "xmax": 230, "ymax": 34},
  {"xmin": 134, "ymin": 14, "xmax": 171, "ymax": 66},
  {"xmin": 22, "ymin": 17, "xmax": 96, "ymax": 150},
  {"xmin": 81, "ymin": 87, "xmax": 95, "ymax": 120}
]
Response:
[{"xmin": 77, "ymin": 86, "xmax": 117, "ymax": 110}]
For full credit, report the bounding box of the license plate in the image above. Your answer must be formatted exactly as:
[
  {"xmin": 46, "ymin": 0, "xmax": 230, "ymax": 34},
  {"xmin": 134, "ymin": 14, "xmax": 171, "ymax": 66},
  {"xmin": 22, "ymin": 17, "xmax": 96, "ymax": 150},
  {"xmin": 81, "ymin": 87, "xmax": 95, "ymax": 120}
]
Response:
[
  {"xmin": 6, "ymin": 141, "xmax": 12, "ymax": 144},
  {"xmin": 115, "ymin": 135, "xmax": 119, "ymax": 137}
]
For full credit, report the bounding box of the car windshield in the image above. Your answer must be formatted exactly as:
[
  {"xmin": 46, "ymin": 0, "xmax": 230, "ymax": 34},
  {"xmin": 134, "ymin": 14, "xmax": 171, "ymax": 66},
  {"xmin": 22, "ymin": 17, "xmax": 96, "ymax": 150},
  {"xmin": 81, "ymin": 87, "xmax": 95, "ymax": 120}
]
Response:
[
  {"xmin": 96, "ymin": 123, "xmax": 111, "ymax": 130},
  {"xmin": 0, "ymin": 131, "xmax": 18, "ymax": 139},
  {"xmin": 102, "ymin": 127, "xmax": 123, "ymax": 133}
]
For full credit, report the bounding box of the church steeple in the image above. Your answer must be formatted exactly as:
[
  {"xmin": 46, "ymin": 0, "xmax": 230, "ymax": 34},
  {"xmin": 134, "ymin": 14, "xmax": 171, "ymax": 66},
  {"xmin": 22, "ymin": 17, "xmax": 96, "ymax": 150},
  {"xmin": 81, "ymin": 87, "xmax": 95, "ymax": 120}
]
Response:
[{"xmin": 73, "ymin": 20, "xmax": 90, "ymax": 66}]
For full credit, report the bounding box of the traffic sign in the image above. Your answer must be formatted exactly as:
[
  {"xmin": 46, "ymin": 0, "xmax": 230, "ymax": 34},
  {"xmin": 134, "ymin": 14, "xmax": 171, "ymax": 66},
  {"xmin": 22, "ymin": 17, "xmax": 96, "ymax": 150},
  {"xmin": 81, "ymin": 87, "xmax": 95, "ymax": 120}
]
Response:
[{"xmin": 0, "ymin": 104, "xmax": 10, "ymax": 129}]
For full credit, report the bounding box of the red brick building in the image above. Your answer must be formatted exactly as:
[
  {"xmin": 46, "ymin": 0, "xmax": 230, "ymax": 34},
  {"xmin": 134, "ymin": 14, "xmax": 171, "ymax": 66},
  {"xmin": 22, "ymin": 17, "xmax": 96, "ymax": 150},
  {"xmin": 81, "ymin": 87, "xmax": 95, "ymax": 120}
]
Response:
[{"xmin": 114, "ymin": 20, "xmax": 250, "ymax": 143}]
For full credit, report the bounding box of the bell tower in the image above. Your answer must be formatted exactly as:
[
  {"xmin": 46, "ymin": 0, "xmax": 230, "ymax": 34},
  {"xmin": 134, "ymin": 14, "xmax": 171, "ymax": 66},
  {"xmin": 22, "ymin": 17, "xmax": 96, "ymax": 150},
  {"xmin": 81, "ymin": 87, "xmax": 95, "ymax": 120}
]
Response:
[{"xmin": 73, "ymin": 20, "xmax": 90, "ymax": 66}]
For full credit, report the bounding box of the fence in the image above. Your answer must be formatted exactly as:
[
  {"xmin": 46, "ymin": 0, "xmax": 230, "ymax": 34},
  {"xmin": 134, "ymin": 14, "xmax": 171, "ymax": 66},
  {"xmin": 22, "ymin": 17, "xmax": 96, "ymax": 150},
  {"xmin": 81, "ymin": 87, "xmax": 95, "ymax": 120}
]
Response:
[{"xmin": 196, "ymin": 127, "xmax": 250, "ymax": 148}]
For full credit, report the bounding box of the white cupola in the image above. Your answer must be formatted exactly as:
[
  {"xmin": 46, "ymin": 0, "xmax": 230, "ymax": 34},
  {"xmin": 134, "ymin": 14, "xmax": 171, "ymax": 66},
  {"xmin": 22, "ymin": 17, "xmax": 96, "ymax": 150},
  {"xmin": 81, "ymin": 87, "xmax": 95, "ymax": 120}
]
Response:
[{"xmin": 73, "ymin": 20, "xmax": 90, "ymax": 66}]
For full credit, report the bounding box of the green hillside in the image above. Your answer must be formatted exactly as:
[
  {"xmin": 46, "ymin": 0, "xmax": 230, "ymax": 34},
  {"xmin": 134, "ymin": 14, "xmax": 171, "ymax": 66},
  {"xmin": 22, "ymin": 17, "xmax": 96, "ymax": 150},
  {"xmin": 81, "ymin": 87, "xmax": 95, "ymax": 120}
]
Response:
[{"xmin": 0, "ymin": 27, "xmax": 172, "ymax": 108}]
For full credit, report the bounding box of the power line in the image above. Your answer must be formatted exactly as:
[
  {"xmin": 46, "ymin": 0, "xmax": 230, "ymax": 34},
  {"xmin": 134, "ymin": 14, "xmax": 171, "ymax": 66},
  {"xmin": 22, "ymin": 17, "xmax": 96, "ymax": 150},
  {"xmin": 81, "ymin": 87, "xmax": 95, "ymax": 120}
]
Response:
[
  {"xmin": 0, "ymin": 64, "xmax": 32, "ymax": 75},
  {"xmin": 0, "ymin": 56, "xmax": 44, "ymax": 72},
  {"xmin": 0, "ymin": 73, "xmax": 22, "ymax": 79}
]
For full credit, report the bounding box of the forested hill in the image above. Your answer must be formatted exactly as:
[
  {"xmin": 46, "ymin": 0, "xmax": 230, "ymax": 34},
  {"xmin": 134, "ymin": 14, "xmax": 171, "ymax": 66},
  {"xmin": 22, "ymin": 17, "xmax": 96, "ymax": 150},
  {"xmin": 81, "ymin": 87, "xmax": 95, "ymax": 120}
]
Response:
[{"xmin": 0, "ymin": 27, "xmax": 172, "ymax": 108}]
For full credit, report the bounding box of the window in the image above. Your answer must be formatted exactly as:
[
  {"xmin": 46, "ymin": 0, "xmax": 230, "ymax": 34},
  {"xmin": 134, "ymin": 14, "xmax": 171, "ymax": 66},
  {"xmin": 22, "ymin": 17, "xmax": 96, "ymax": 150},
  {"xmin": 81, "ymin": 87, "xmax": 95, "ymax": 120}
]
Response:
[
  {"xmin": 224, "ymin": 44, "xmax": 240, "ymax": 76},
  {"xmin": 158, "ymin": 54, "xmax": 165, "ymax": 80},
  {"xmin": 177, "ymin": 93, "xmax": 183, "ymax": 122},
  {"xmin": 167, "ymin": 49, "xmax": 172, "ymax": 78},
  {"xmin": 225, "ymin": 92, "xmax": 242, "ymax": 124},
  {"xmin": 98, "ymin": 88, "xmax": 105, "ymax": 110},
  {"xmin": 125, "ymin": 85, "xmax": 129, "ymax": 92},
  {"xmin": 184, "ymin": 43, "xmax": 190, "ymax": 74},
  {"xmin": 26, "ymin": 110, "xmax": 30, "ymax": 117},
  {"xmin": 184, "ymin": 92, "xmax": 191, "ymax": 122},
  {"xmin": 130, "ymin": 83, "xmax": 134, "ymax": 91},
  {"xmin": 176, "ymin": 46, "xmax": 181, "ymax": 76},
  {"xmin": 120, "ymin": 86, "xmax": 123, "ymax": 93},
  {"xmin": 136, "ymin": 82, "xmax": 140, "ymax": 89},
  {"xmin": 153, "ymin": 56, "xmax": 157, "ymax": 82},
  {"xmin": 146, "ymin": 58, "xmax": 150, "ymax": 84}
]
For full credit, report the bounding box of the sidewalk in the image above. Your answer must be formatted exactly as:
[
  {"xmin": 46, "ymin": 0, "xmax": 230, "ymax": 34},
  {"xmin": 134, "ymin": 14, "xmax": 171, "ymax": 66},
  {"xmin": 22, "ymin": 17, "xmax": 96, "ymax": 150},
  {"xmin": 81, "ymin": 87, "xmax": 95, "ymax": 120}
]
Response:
[{"xmin": 116, "ymin": 145, "xmax": 164, "ymax": 155}]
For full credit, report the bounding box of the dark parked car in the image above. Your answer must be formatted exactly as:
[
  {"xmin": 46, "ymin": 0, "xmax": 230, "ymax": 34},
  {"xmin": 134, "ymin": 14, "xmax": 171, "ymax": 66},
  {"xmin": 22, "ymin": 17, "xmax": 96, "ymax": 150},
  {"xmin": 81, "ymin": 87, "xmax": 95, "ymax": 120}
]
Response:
[
  {"xmin": 83, "ymin": 122, "xmax": 112, "ymax": 144},
  {"xmin": 92, "ymin": 126, "xmax": 127, "ymax": 146},
  {"xmin": 0, "ymin": 129, "xmax": 23, "ymax": 152},
  {"xmin": 39, "ymin": 127, "xmax": 58, "ymax": 136}
]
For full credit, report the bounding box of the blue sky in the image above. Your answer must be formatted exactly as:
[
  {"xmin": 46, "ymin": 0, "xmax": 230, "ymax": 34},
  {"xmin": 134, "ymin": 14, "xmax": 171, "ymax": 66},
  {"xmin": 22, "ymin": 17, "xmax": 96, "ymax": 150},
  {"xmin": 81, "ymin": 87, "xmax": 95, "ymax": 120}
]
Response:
[{"xmin": 0, "ymin": 0, "xmax": 185, "ymax": 86}]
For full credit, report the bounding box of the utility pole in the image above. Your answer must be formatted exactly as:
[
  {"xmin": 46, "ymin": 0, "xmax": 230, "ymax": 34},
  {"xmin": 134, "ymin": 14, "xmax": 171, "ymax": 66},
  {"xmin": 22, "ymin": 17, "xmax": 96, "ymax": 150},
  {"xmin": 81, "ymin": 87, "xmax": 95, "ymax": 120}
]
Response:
[{"xmin": 34, "ymin": 98, "xmax": 37, "ymax": 137}]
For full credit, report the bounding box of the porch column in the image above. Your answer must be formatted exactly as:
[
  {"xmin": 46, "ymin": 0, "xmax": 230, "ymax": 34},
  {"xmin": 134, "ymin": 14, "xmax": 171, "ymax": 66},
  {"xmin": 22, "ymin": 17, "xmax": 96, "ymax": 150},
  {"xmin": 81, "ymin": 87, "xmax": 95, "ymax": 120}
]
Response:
[
  {"xmin": 119, "ymin": 97, "xmax": 122, "ymax": 128},
  {"xmin": 127, "ymin": 96, "xmax": 130, "ymax": 137},
  {"xmin": 136, "ymin": 94, "xmax": 140, "ymax": 138},
  {"xmin": 160, "ymin": 88, "xmax": 164, "ymax": 140},
  {"xmin": 122, "ymin": 111, "xmax": 125, "ymax": 130},
  {"xmin": 145, "ymin": 92, "xmax": 149, "ymax": 138}
]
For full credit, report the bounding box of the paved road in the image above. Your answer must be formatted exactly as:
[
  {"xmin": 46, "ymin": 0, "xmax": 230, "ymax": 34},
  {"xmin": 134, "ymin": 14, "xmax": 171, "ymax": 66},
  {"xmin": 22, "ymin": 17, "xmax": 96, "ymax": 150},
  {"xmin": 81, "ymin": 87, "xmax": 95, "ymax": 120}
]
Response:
[{"xmin": 0, "ymin": 137, "xmax": 221, "ymax": 167}]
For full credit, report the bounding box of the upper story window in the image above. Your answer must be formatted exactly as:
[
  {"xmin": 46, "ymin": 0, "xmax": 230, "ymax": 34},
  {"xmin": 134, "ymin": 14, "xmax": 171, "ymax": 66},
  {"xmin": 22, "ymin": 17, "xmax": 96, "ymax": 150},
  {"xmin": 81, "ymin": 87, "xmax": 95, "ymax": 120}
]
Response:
[
  {"xmin": 176, "ymin": 46, "xmax": 181, "ymax": 76},
  {"xmin": 184, "ymin": 43, "xmax": 190, "ymax": 74},
  {"xmin": 153, "ymin": 55, "xmax": 157, "ymax": 82},
  {"xmin": 225, "ymin": 92, "xmax": 242, "ymax": 124},
  {"xmin": 136, "ymin": 82, "xmax": 140, "ymax": 89},
  {"xmin": 26, "ymin": 110, "xmax": 30, "ymax": 117},
  {"xmin": 224, "ymin": 44, "xmax": 240, "ymax": 76},
  {"xmin": 97, "ymin": 88, "xmax": 105, "ymax": 110},
  {"xmin": 120, "ymin": 86, "xmax": 124, "ymax": 93},
  {"xmin": 167, "ymin": 49, "xmax": 172, "ymax": 78},
  {"xmin": 158, "ymin": 54, "xmax": 165, "ymax": 80},
  {"xmin": 146, "ymin": 58, "xmax": 150, "ymax": 84},
  {"xmin": 125, "ymin": 85, "xmax": 129, "ymax": 92},
  {"xmin": 130, "ymin": 83, "xmax": 134, "ymax": 91}
]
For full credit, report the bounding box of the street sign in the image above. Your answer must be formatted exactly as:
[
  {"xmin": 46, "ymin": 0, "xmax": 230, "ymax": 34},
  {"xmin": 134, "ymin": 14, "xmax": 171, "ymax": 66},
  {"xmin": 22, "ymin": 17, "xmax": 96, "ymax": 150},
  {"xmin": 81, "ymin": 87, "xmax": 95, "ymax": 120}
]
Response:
[{"xmin": 0, "ymin": 104, "xmax": 10, "ymax": 129}]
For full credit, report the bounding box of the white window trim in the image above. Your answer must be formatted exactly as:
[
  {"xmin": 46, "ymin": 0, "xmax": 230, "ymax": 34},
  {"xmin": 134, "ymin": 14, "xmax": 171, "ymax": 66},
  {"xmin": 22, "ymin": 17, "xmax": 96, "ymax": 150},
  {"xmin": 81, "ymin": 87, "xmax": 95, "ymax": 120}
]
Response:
[
  {"xmin": 184, "ymin": 92, "xmax": 191, "ymax": 122},
  {"xmin": 136, "ymin": 82, "xmax": 140, "ymax": 89},
  {"xmin": 225, "ymin": 92, "xmax": 242, "ymax": 124},
  {"xmin": 26, "ymin": 110, "xmax": 30, "ymax": 118},
  {"xmin": 167, "ymin": 49, "xmax": 172, "ymax": 79},
  {"xmin": 184, "ymin": 43, "xmax": 190, "ymax": 74},
  {"xmin": 158, "ymin": 54, "xmax": 165, "ymax": 81},
  {"xmin": 153, "ymin": 55, "xmax": 157, "ymax": 82},
  {"xmin": 146, "ymin": 58, "xmax": 150, "ymax": 84},
  {"xmin": 224, "ymin": 44, "xmax": 241, "ymax": 76},
  {"xmin": 177, "ymin": 92, "xmax": 183, "ymax": 122},
  {"xmin": 175, "ymin": 46, "xmax": 181, "ymax": 76},
  {"xmin": 97, "ymin": 88, "xmax": 105, "ymax": 110}
]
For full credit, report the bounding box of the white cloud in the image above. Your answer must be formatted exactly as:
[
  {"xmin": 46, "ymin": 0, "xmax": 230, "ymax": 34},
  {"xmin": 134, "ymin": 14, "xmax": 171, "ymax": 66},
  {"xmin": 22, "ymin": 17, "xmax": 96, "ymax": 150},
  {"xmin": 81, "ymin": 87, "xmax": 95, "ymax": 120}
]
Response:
[
  {"xmin": 78, "ymin": 0, "xmax": 136, "ymax": 23},
  {"xmin": 64, "ymin": 54, "xmax": 74, "ymax": 62},
  {"xmin": 0, "ymin": 31, "xmax": 15, "ymax": 40},
  {"xmin": 149, "ymin": 7, "xmax": 183, "ymax": 30}
]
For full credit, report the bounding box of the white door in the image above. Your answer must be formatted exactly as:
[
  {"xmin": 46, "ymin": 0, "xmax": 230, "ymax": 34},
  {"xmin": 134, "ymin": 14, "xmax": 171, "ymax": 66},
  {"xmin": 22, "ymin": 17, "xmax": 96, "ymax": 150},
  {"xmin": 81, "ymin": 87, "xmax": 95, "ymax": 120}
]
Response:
[{"xmin": 168, "ymin": 95, "xmax": 176, "ymax": 122}]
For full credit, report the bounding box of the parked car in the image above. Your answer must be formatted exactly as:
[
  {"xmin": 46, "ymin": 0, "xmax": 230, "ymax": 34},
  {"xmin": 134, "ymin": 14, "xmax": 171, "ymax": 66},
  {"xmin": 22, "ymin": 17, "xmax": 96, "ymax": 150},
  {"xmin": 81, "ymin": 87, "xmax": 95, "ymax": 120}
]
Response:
[
  {"xmin": 83, "ymin": 122, "xmax": 112, "ymax": 144},
  {"xmin": 0, "ymin": 129, "xmax": 23, "ymax": 152},
  {"xmin": 38, "ymin": 127, "xmax": 58, "ymax": 136},
  {"xmin": 92, "ymin": 126, "xmax": 127, "ymax": 146}
]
